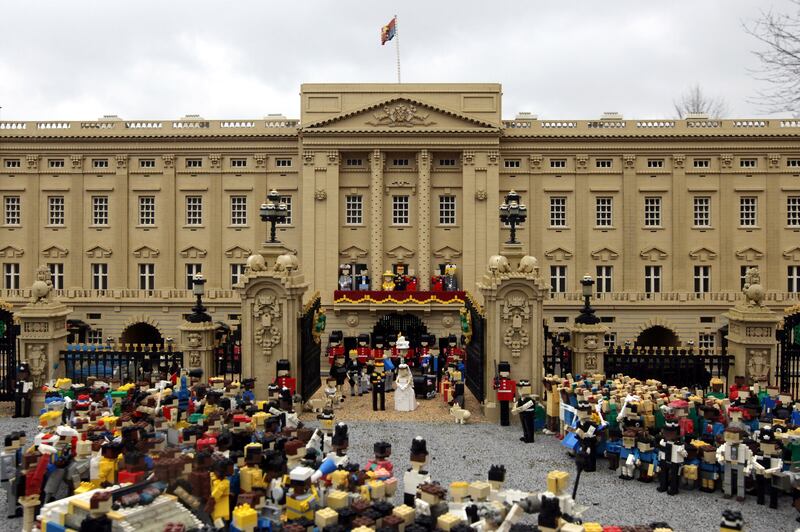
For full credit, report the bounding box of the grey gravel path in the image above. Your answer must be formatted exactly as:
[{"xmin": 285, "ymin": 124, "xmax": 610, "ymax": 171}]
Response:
[{"xmin": 0, "ymin": 416, "xmax": 797, "ymax": 532}]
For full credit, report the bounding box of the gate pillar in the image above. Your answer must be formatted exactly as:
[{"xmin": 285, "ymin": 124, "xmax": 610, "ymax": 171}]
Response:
[
  {"xmin": 178, "ymin": 321, "xmax": 216, "ymax": 379},
  {"xmin": 568, "ymin": 323, "xmax": 610, "ymax": 377},
  {"xmin": 238, "ymin": 253, "xmax": 308, "ymax": 400},
  {"xmin": 478, "ymin": 255, "xmax": 549, "ymax": 423},
  {"xmin": 723, "ymin": 268, "xmax": 781, "ymax": 387},
  {"xmin": 16, "ymin": 266, "xmax": 72, "ymax": 412}
]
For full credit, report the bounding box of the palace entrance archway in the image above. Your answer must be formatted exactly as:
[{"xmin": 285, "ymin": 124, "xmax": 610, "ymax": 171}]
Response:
[
  {"xmin": 120, "ymin": 322, "xmax": 164, "ymax": 346},
  {"xmin": 371, "ymin": 313, "xmax": 429, "ymax": 347},
  {"xmin": 636, "ymin": 325, "xmax": 679, "ymax": 347}
]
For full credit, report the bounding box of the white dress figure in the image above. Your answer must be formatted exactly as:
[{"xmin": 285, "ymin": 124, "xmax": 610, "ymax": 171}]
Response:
[{"xmin": 394, "ymin": 363, "xmax": 417, "ymax": 411}]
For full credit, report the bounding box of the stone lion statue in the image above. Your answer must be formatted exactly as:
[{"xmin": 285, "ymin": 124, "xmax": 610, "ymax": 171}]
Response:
[
  {"xmin": 487, "ymin": 255, "xmax": 511, "ymax": 275},
  {"xmin": 518, "ymin": 255, "xmax": 539, "ymax": 274},
  {"xmin": 246, "ymin": 254, "xmax": 267, "ymax": 273},
  {"xmin": 31, "ymin": 265, "xmax": 53, "ymax": 303},
  {"xmin": 273, "ymin": 253, "xmax": 299, "ymax": 274},
  {"xmin": 743, "ymin": 267, "xmax": 765, "ymax": 307}
]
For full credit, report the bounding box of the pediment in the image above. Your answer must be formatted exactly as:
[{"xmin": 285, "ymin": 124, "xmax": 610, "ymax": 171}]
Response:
[
  {"xmin": 689, "ymin": 247, "xmax": 717, "ymax": 262},
  {"xmin": 132, "ymin": 245, "xmax": 160, "ymax": 259},
  {"xmin": 224, "ymin": 245, "xmax": 251, "ymax": 259},
  {"xmin": 784, "ymin": 246, "xmax": 800, "ymax": 261},
  {"xmin": 735, "ymin": 247, "xmax": 764, "ymax": 261},
  {"xmin": 179, "ymin": 246, "xmax": 207, "ymax": 259},
  {"xmin": 0, "ymin": 245, "xmax": 23, "ymax": 258},
  {"xmin": 544, "ymin": 247, "xmax": 573, "ymax": 261},
  {"xmin": 590, "ymin": 247, "xmax": 619, "ymax": 262},
  {"xmin": 385, "ymin": 245, "xmax": 415, "ymax": 261},
  {"xmin": 85, "ymin": 245, "xmax": 111, "ymax": 258},
  {"xmin": 302, "ymin": 97, "xmax": 500, "ymax": 132},
  {"xmin": 433, "ymin": 246, "xmax": 462, "ymax": 261},
  {"xmin": 639, "ymin": 246, "xmax": 668, "ymax": 261},
  {"xmin": 41, "ymin": 245, "xmax": 68, "ymax": 258},
  {"xmin": 339, "ymin": 245, "xmax": 368, "ymax": 261}
]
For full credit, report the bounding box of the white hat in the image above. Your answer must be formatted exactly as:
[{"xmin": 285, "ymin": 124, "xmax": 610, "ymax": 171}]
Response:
[{"xmin": 290, "ymin": 466, "xmax": 314, "ymax": 482}]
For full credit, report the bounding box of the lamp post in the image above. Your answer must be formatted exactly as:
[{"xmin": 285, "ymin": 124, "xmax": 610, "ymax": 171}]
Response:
[
  {"xmin": 187, "ymin": 273, "xmax": 211, "ymax": 323},
  {"xmin": 259, "ymin": 189, "xmax": 288, "ymax": 244},
  {"xmin": 575, "ymin": 274, "xmax": 600, "ymax": 325},
  {"xmin": 499, "ymin": 190, "xmax": 527, "ymax": 245}
]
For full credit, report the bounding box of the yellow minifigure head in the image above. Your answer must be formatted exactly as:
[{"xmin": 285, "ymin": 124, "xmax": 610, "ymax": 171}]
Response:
[{"xmin": 55, "ymin": 378, "xmax": 72, "ymax": 390}]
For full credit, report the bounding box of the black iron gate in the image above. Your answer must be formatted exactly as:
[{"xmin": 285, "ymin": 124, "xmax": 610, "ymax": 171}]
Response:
[
  {"xmin": 779, "ymin": 308, "xmax": 800, "ymax": 397},
  {"xmin": 0, "ymin": 308, "xmax": 17, "ymax": 401},
  {"xmin": 214, "ymin": 323, "xmax": 242, "ymax": 382},
  {"xmin": 464, "ymin": 293, "xmax": 486, "ymax": 401},
  {"xmin": 543, "ymin": 324, "xmax": 572, "ymax": 378},
  {"xmin": 372, "ymin": 313, "xmax": 429, "ymax": 348},
  {"xmin": 299, "ymin": 294, "xmax": 322, "ymax": 401}
]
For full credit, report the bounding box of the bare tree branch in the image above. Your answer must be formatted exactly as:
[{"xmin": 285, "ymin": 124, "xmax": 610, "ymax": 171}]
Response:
[{"xmin": 673, "ymin": 84, "xmax": 728, "ymax": 119}]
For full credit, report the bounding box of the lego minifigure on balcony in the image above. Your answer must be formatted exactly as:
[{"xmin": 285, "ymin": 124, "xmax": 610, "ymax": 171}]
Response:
[
  {"xmin": 381, "ymin": 270, "xmax": 396, "ymax": 291},
  {"xmin": 394, "ymin": 264, "xmax": 408, "ymax": 291},
  {"xmin": 338, "ymin": 264, "xmax": 353, "ymax": 291},
  {"xmin": 356, "ymin": 268, "xmax": 370, "ymax": 291},
  {"xmin": 443, "ymin": 263, "xmax": 458, "ymax": 291}
]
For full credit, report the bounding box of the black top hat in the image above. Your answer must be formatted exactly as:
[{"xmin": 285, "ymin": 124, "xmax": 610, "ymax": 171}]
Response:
[
  {"xmin": 388, "ymin": 334, "xmax": 397, "ymax": 343},
  {"xmin": 427, "ymin": 333, "xmax": 436, "ymax": 344},
  {"xmin": 188, "ymin": 368, "xmax": 204, "ymax": 379},
  {"xmin": 331, "ymin": 422, "xmax": 349, "ymax": 446},
  {"xmin": 329, "ymin": 330, "xmax": 343, "ymax": 342},
  {"xmin": 498, "ymin": 361, "xmax": 511, "ymax": 373},
  {"xmin": 373, "ymin": 335, "xmax": 385, "ymax": 346},
  {"xmin": 447, "ymin": 334, "xmax": 458, "ymax": 344},
  {"xmin": 374, "ymin": 441, "xmax": 392, "ymax": 454},
  {"xmin": 410, "ymin": 436, "xmax": 428, "ymax": 456},
  {"xmin": 358, "ymin": 333, "xmax": 370, "ymax": 343},
  {"xmin": 276, "ymin": 359, "xmax": 290, "ymax": 372},
  {"xmin": 488, "ymin": 464, "xmax": 506, "ymax": 482},
  {"xmin": 17, "ymin": 363, "xmax": 29, "ymax": 373}
]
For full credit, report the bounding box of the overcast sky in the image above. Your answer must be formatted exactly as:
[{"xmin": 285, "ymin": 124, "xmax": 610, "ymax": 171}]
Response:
[{"xmin": 0, "ymin": 0, "xmax": 795, "ymax": 121}]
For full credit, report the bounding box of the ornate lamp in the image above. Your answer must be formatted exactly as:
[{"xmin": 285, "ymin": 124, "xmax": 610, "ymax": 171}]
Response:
[
  {"xmin": 499, "ymin": 190, "xmax": 527, "ymax": 244},
  {"xmin": 575, "ymin": 274, "xmax": 600, "ymax": 325},
  {"xmin": 259, "ymin": 189, "xmax": 289, "ymax": 243},
  {"xmin": 187, "ymin": 273, "xmax": 211, "ymax": 323}
]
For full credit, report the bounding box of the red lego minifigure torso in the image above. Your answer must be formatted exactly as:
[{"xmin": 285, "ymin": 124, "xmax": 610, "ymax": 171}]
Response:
[
  {"xmin": 327, "ymin": 345, "xmax": 344, "ymax": 366},
  {"xmin": 496, "ymin": 377, "xmax": 516, "ymax": 402},
  {"xmin": 372, "ymin": 347, "xmax": 386, "ymax": 360},
  {"xmin": 431, "ymin": 276, "xmax": 443, "ymax": 291},
  {"xmin": 276, "ymin": 376, "xmax": 297, "ymax": 396},
  {"xmin": 357, "ymin": 346, "xmax": 371, "ymax": 365},
  {"xmin": 678, "ymin": 417, "xmax": 694, "ymax": 437}
]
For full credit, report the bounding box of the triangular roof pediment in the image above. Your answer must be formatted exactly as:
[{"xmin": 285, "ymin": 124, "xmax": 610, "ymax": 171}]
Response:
[
  {"xmin": 735, "ymin": 247, "xmax": 764, "ymax": 261},
  {"xmin": 180, "ymin": 246, "xmax": 207, "ymax": 259},
  {"xmin": 0, "ymin": 245, "xmax": 23, "ymax": 258},
  {"xmin": 689, "ymin": 247, "xmax": 717, "ymax": 261},
  {"xmin": 132, "ymin": 245, "xmax": 160, "ymax": 258},
  {"xmin": 224, "ymin": 245, "xmax": 251, "ymax": 259},
  {"xmin": 784, "ymin": 246, "xmax": 800, "ymax": 261},
  {"xmin": 85, "ymin": 245, "xmax": 112, "ymax": 258},
  {"xmin": 639, "ymin": 246, "xmax": 668, "ymax": 261},
  {"xmin": 385, "ymin": 245, "xmax": 415, "ymax": 261},
  {"xmin": 433, "ymin": 246, "xmax": 463, "ymax": 261},
  {"xmin": 302, "ymin": 97, "xmax": 500, "ymax": 132},
  {"xmin": 339, "ymin": 245, "xmax": 369, "ymax": 261},
  {"xmin": 544, "ymin": 247, "xmax": 573, "ymax": 261},
  {"xmin": 590, "ymin": 247, "xmax": 619, "ymax": 262},
  {"xmin": 41, "ymin": 245, "xmax": 68, "ymax": 258}
]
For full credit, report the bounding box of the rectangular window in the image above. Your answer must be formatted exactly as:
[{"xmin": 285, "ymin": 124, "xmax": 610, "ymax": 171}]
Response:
[
  {"xmin": 185, "ymin": 196, "xmax": 203, "ymax": 225},
  {"xmin": 438, "ymin": 158, "xmax": 457, "ymax": 167},
  {"xmin": 392, "ymin": 158, "xmax": 410, "ymax": 167},
  {"xmin": 789, "ymin": 266, "xmax": 800, "ymax": 293},
  {"xmin": 275, "ymin": 158, "xmax": 293, "ymax": 167},
  {"xmin": 186, "ymin": 263, "xmax": 202, "ymax": 290},
  {"xmin": 92, "ymin": 159, "xmax": 109, "ymax": 168},
  {"xmin": 604, "ymin": 333, "xmax": 617, "ymax": 348},
  {"xmin": 694, "ymin": 265, "xmax": 711, "ymax": 294},
  {"xmin": 91, "ymin": 263, "xmax": 108, "ymax": 290},
  {"xmin": 48, "ymin": 263, "xmax": 64, "ymax": 290},
  {"xmin": 741, "ymin": 265, "xmax": 756, "ymax": 290},
  {"xmin": 230, "ymin": 264, "xmax": 246, "ymax": 287},
  {"xmin": 549, "ymin": 196, "xmax": 567, "ymax": 227},
  {"xmin": 550, "ymin": 159, "xmax": 566, "ymax": 169},
  {"xmin": 277, "ymin": 195, "xmax": 293, "ymax": 225},
  {"xmin": 439, "ymin": 195, "xmax": 457, "ymax": 225},
  {"xmin": 86, "ymin": 329, "xmax": 103, "ymax": 344},
  {"xmin": 503, "ymin": 159, "xmax": 521, "ymax": 168},
  {"xmin": 4, "ymin": 159, "xmax": 21, "ymax": 168},
  {"xmin": 92, "ymin": 196, "xmax": 109, "ymax": 226},
  {"xmin": 392, "ymin": 195, "xmax": 410, "ymax": 225},
  {"xmin": 550, "ymin": 265, "xmax": 567, "ymax": 294},
  {"xmin": 48, "ymin": 196, "xmax": 65, "ymax": 225},
  {"xmin": 647, "ymin": 159, "xmax": 664, "ymax": 168},
  {"xmin": 693, "ymin": 196, "xmax": 710, "ymax": 227},
  {"xmin": 693, "ymin": 158, "xmax": 710, "ymax": 168},
  {"xmin": 698, "ymin": 334, "xmax": 716, "ymax": 350},
  {"xmin": 645, "ymin": 265, "xmax": 662, "ymax": 294},
  {"xmin": 595, "ymin": 159, "xmax": 612, "ymax": 168},
  {"xmin": 185, "ymin": 158, "xmax": 202, "ymax": 168},
  {"xmin": 48, "ymin": 159, "xmax": 65, "ymax": 168},
  {"xmin": 644, "ymin": 196, "xmax": 661, "ymax": 227},
  {"xmin": 740, "ymin": 196, "xmax": 757, "ymax": 226},
  {"xmin": 596, "ymin": 265, "xmax": 613, "ymax": 293},
  {"xmin": 595, "ymin": 197, "xmax": 613, "ymax": 227},
  {"xmin": 138, "ymin": 196, "xmax": 155, "ymax": 225},
  {"xmin": 345, "ymin": 195, "xmax": 363, "ymax": 225},
  {"xmin": 740, "ymin": 158, "xmax": 757, "ymax": 168},
  {"xmin": 345, "ymin": 158, "xmax": 363, "ymax": 167},
  {"xmin": 230, "ymin": 158, "xmax": 247, "ymax": 168},
  {"xmin": 138, "ymin": 263, "xmax": 155, "ymax": 290},
  {"xmin": 788, "ymin": 196, "xmax": 800, "ymax": 227},
  {"xmin": 4, "ymin": 196, "xmax": 20, "ymax": 225},
  {"xmin": 230, "ymin": 196, "xmax": 247, "ymax": 226},
  {"xmin": 139, "ymin": 159, "xmax": 156, "ymax": 168},
  {"xmin": 788, "ymin": 158, "xmax": 800, "ymax": 168},
  {"xmin": 3, "ymin": 263, "xmax": 19, "ymax": 289}
]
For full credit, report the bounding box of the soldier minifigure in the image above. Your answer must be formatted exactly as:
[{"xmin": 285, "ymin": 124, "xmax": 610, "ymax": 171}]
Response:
[
  {"xmin": 275, "ymin": 359, "xmax": 296, "ymax": 396},
  {"xmin": 493, "ymin": 361, "xmax": 516, "ymax": 426},
  {"xmin": 13, "ymin": 363, "xmax": 33, "ymax": 418},
  {"xmin": 326, "ymin": 331, "xmax": 344, "ymax": 367}
]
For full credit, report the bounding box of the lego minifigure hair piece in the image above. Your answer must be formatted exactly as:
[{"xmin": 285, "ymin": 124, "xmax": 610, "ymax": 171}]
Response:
[{"xmin": 487, "ymin": 464, "xmax": 506, "ymax": 482}]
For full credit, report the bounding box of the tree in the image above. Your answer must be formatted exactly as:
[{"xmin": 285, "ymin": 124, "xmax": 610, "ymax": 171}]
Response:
[
  {"xmin": 746, "ymin": 1, "xmax": 800, "ymax": 113},
  {"xmin": 673, "ymin": 84, "xmax": 728, "ymax": 119}
]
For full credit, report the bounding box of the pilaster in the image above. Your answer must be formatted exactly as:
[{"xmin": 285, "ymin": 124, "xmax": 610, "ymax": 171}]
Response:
[
  {"xmin": 719, "ymin": 154, "xmax": 735, "ymax": 290},
  {"xmin": 671, "ymin": 154, "xmax": 687, "ymax": 291},
  {"xmin": 178, "ymin": 320, "xmax": 216, "ymax": 378},
  {"xmin": 461, "ymin": 151, "xmax": 477, "ymax": 294},
  {"xmin": 301, "ymin": 150, "xmax": 318, "ymax": 294},
  {"xmin": 417, "ymin": 150, "xmax": 432, "ymax": 290},
  {"xmin": 209, "ymin": 153, "xmax": 223, "ymax": 288},
  {"xmin": 621, "ymin": 155, "xmax": 637, "ymax": 291},
  {"xmin": 324, "ymin": 151, "xmax": 341, "ymax": 302},
  {"xmin": 161, "ymin": 154, "xmax": 175, "ymax": 289},
  {"xmin": 369, "ymin": 150, "xmax": 384, "ymax": 290},
  {"xmin": 568, "ymin": 322, "xmax": 610, "ymax": 376}
]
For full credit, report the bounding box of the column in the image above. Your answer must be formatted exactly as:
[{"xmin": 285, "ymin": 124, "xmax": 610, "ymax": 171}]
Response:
[
  {"xmin": 160, "ymin": 155, "xmax": 176, "ymax": 289},
  {"xmin": 671, "ymin": 155, "xmax": 688, "ymax": 291},
  {"xmin": 461, "ymin": 151, "xmax": 477, "ymax": 293},
  {"xmin": 369, "ymin": 150, "xmax": 384, "ymax": 290},
  {"xmin": 621, "ymin": 155, "xmax": 637, "ymax": 291},
  {"xmin": 417, "ymin": 150, "xmax": 432, "ymax": 290},
  {"xmin": 485, "ymin": 150, "xmax": 501, "ymax": 261},
  {"xmin": 719, "ymin": 154, "xmax": 735, "ymax": 290},
  {"xmin": 209, "ymin": 154, "xmax": 223, "ymax": 288},
  {"xmin": 70, "ymin": 156, "xmax": 85, "ymax": 288},
  {"xmin": 301, "ymin": 150, "xmax": 318, "ymax": 293},
  {"xmin": 324, "ymin": 151, "xmax": 341, "ymax": 299},
  {"xmin": 765, "ymin": 158, "xmax": 781, "ymax": 291},
  {"xmin": 568, "ymin": 322, "xmax": 610, "ymax": 376}
]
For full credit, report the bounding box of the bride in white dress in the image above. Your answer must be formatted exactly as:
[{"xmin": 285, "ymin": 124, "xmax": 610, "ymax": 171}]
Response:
[{"xmin": 394, "ymin": 363, "xmax": 417, "ymax": 411}]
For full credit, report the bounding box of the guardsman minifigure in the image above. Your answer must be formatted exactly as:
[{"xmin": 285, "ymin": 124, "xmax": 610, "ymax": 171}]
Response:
[
  {"xmin": 716, "ymin": 427, "xmax": 753, "ymax": 501},
  {"xmin": 13, "ymin": 363, "xmax": 33, "ymax": 418},
  {"xmin": 371, "ymin": 360, "xmax": 386, "ymax": 411},
  {"xmin": 356, "ymin": 333, "xmax": 371, "ymax": 367},
  {"xmin": 275, "ymin": 359, "xmax": 296, "ymax": 396},
  {"xmin": 656, "ymin": 418, "xmax": 687, "ymax": 495},
  {"xmin": 752, "ymin": 425, "xmax": 783, "ymax": 509},
  {"xmin": 326, "ymin": 331, "xmax": 344, "ymax": 367},
  {"xmin": 493, "ymin": 361, "xmax": 516, "ymax": 426}
]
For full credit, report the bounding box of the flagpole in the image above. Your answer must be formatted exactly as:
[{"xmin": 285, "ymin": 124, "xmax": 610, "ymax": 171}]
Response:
[{"xmin": 395, "ymin": 14, "xmax": 401, "ymax": 83}]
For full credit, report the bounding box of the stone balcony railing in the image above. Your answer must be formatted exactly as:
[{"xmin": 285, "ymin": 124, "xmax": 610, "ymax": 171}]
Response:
[
  {"xmin": 501, "ymin": 117, "xmax": 800, "ymax": 136},
  {"xmin": 0, "ymin": 118, "xmax": 299, "ymax": 137},
  {"xmin": 0, "ymin": 288, "xmax": 240, "ymax": 302},
  {"xmin": 547, "ymin": 291, "xmax": 799, "ymax": 304}
]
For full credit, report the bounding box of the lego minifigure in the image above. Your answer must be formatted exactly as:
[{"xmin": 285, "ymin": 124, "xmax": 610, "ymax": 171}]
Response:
[
  {"xmin": 716, "ymin": 427, "xmax": 753, "ymax": 501},
  {"xmin": 443, "ymin": 263, "xmax": 458, "ymax": 291},
  {"xmin": 79, "ymin": 491, "xmax": 113, "ymax": 532},
  {"xmin": 403, "ymin": 437, "xmax": 431, "ymax": 506},
  {"xmin": 381, "ymin": 270, "xmax": 396, "ymax": 291},
  {"xmin": 285, "ymin": 466, "xmax": 319, "ymax": 521},
  {"xmin": 356, "ymin": 268, "xmax": 370, "ymax": 290},
  {"xmin": 537, "ymin": 471, "xmax": 576, "ymax": 532},
  {"xmin": 371, "ymin": 361, "xmax": 386, "ymax": 411},
  {"xmin": 275, "ymin": 359, "xmax": 296, "ymax": 396},
  {"xmin": 207, "ymin": 458, "xmax": 234, "ymax": 528},
  {"xmin": 511, "ymin": 380, "xmax": 537, "ymax": 443},
  {"xmin": 330, "ymin": 355, "xmax": 349, "ymax": 400},
  {"xmin": 494, "ymin": 361, "xmax": 516, "ymax": 427},
  {"xmin": 346, "ymin": 351, "xmax": 361, "ymax": 396},
  {"xmin": 752, "ymin": 425, "xmax": 783, "ymax": 508},
  {"xmin": 635, "ymin": 433, "xmax": 657, "ymax": 483},
  {"xmin": 13, "ymin": 363, "xmax": 33, "ymax": 418},
  {"xmin": 415, "ymin": 482, "xmax": 449, "ymax": 522},
  {"xmin": 574, "ymin": 400, "xmax": 599, "ymax": 472},
  {"xmin": 394, "ymin": 363, "xmax": 417, "ymax": 412},
  {"xmin": 393, "ymin": 264, "xmax": 408, "ymax": 291},
  {"xmin": 327, "ymin": 331, "xmax": 345, "ymax": 367},
  {"xmin": 656, "ymin": 418, "xmax": 687, "ymax": 495},
  {"xmin": 365, "ymin": 441, "xmax": 393, "ymax": 476},
  {"xmin": 338, "ymin": 264, "xmax": 353, "ymax": 291}
]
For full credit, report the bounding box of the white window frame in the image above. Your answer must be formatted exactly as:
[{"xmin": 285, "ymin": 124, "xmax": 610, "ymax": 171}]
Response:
[
  {"xmin": 647, "ymin": 159, "xmax": 664, "ymax": 168},
  {"xmin": 48, "ymin": 263, "xmax": 64, "ymax": 290},
  {"xmin": 596, "ymin": 265, "xmax": 613, "ymax": 293},
  {"xmin": 92, "ymin": 159, "xmax": 109, "ymax": 168},
  {"xmin": 48, "ymin": 159, "xmax": 65, "ymax": 168},
  {"xmin": 550, "ymin": 265, "xmax": 567, "ymax": 294},
  {"xmin": 788, "ymin": 196, "xmax": 800, "ymax": 227},
  {"xmin": 595, "ymin": 159, "xmax": 612, "ymax": 169},
  {"xmin": 644, "ymin": 196, "xmax": 661, "ymax": 227},
  {"xmin": 392, "ymin": 195, "xmax": 410, "ymax": 226},
  {"xmin": 345, "ymin": 195, "xmax": 363, "ymax": 225},
  {"xmin": 48, "ymin": 196, "xmax": 65, "ymax": 226},
  {"xmin": 230, "ymin": 158, "xmax": 247, "ymax": 168},
  {"xmin": 91, "ymin": 263, "xmax": 108, "ymax": 290},
  {"xmin": 92, "ymin": 196, "xmax": 109, "ymax": 226},
  {"xmin": 4, "ymin": 196, "xmax": 20, "ymax": 226},
  {"xmin": 230, "ymin": 263, "xmax": 246, "ymax": 287},
  {"xmin": 550, "ymin": 159, "xmax": 566, "ymax": 169},
  {"xmin": 230, "ymin": 196, "xmax": 248, "ymax": 226},
  {"xmin": 595, "ymin": 197, "xmax": 612, "ymax": 227},
  {"xmin": 693, "ymin": 196, "xmax": 711, "ymax": 227},
  {"xmin": 138, "ymin": 196, "xmax": 155, "ymax": 226},
  {"xmin": 740, "ymin": 158, "xmax": 758, "ymax": 168},
  {"xmin": 503, "ymin": 159, "xmax": 521, "ymax": 169},
  {"xmin": 275, "ymin": 158, "xmax": 293, "ymax": 167},
  {"xmin": 4, "ymin": 159, "xmax": 21, "ymax": 168},
  {"xmin": 139, "ymin": 159, "xmax": 156, "ymax": 168},
  {"xmin": 3, "ymin": 263, "xmax": 19, "ymax": 289},
  {"xmin": 138, "ymin": 263, "xmax": 155, "ymax": 290},
  {"xmin": 186, "ymin": 263, "xmax": 202, "ymax": 290},
  {"xmin": 645, "ymin": 265, "xmax": 662, "ymax": 294},
  {"xmin": 439, "ymin": 195, "xmax": 457, "ymax": 226},
  {"xmin": 693, "ymin": 158, "xmax": 710, "ymax": 168},
  {"xmin": 185, "ymin": 196, "xmax": 203, "ymax": 226},
  {"xmin": 185, "ymin": 158, "xmax": 203, "ymax": 169},
  {"xmin": 789, "ymin": 265, "xmax": 800, "ymax": 293},
  {"xmin": 277, "ymin": 195, "xmax": 293, "ymax": 225},
  {"xmin": 694, "ymin": 265, "xmax": 711, "ymax": 294},
  {"xmin": 698, "ymin": 333, "xmax": 716, "ymax": 350},
  {"xmin": 549, "ymin": 196, "xmax": 567, "ymax": 227},
  {"xmin": 739, "ymin": 196, "xmax": 757, "ymax": 227}
]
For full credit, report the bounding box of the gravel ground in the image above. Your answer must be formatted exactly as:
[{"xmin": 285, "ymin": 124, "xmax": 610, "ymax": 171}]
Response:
[{"xmin": 1, "ymin": 412, "xmax": 797, "ymax": 532}]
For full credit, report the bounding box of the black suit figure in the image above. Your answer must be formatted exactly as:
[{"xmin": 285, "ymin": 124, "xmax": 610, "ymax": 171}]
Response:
[
  {"xmin": 512, "ymin": 383, "xmax": 536, "ymax": 443},
  {"xmin": 574, "ymin": 400, "xmax": 598, "ymax": 473},
  {"xmin": 371, "ymin": 365, "xmax": 386, "ymax": 411},
  {"xmin": 14, "ymin": 363, "xmax": 33, "ymax": 418}
]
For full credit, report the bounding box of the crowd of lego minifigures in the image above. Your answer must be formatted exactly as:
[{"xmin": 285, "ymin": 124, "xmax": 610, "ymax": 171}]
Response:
[
  {"xmin": 323, "ymin": 331, "xmax": 467, "ymax": 413},
  {"xmin": 546, "ymin": 372, "xmax": 800, "ymax": 515},
  {"xmin": 336, "ymin": 263, "xmax": 459, "ymax": 293},
  {"xmin": 1, "ymin": 358, "xmax": 751, "ymax": 532}
]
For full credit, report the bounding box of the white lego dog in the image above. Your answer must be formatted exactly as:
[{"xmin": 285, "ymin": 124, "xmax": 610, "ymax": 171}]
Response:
[{"xmin": 450, "ymin": 403, "xmax": 471, "ymax": 424}]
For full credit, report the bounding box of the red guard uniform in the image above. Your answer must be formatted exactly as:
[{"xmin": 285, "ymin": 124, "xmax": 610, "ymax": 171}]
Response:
[
  {"xmin": 446, "ymin": 346, "xmax": 465, "ymax": 366},
  {"xmin": 327, "ymin": 344, "xmax": 344, "ymax": 366},
  {"xmin": 357, "ymin": 345, "xmax": 371, "ymax": 366},
  {"xmin": 495, "ymin": 374, "xmax": 516, "ymax": 427},
  {"xmin": 276, "ymin": 376, "xmax": 297, "ymax": 396},
  {"xmin": 373, "ymin": 346, "xmax": 386, "ymax": 361}
]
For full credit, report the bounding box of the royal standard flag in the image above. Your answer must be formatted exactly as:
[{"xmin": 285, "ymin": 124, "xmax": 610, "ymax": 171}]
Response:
[{"xmin": 381, "ymin": 17, "xmax": 396, "ymax": 45}]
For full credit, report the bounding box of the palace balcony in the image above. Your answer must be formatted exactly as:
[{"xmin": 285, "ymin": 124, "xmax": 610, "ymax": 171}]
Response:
[{"xmin": 332, "ymin": 290, "xmax": 467, "ymax": 313}]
